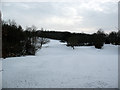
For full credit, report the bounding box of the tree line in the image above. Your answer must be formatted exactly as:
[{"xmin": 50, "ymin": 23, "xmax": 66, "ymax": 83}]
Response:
[
  {"xmin": 2, "ymin": 20, "xmax": 49, "ymax": 58},
  {"xmin": 37, "ymin": 29, "xmax": 120, "ymax": 49},
  {"xmin": 2, "ymin": 19, "xmax": 120, "ymax": 58}
]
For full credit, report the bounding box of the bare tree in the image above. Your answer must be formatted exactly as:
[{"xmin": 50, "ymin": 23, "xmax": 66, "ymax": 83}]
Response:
[
  {"xmin": 40, "ymin": 38, "xmax": 49, "ymax": 48},
  {"xmin": 8, "ymin": 19, "xmax": 17, "ymax": 26},
  {"xmin": 37, "ymin": 28, "xmax": 50, "ymax": 48}
]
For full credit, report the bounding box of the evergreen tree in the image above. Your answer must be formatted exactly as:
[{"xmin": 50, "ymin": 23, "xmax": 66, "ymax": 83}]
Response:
[
  {"xmin": 109, "ymin": 31, "xmax": 117, "ymax": 45},
  {"xmin": 93, "ymin": 29, "xmax": 105, "ymax": 49}
]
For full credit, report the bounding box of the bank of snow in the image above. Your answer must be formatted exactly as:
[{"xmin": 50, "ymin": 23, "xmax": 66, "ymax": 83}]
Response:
[{"xmin": 2, "ymin": 40, "xmax": 118, "ymax": 88}]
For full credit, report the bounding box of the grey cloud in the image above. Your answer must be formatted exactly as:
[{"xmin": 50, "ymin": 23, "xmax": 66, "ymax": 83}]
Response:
[{"xmin": 2, "ymin": 1, "xmax": 118, "ymax": 33}]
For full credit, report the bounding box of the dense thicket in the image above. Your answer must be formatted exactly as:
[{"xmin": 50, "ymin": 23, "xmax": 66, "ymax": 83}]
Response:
[
  {"xmin": 2, "ymin": 20, "xmax": 25, "ymax": 58},
  {"xmin": 2, "ymin": 20, "xmax": 49, "ymax": 58}
]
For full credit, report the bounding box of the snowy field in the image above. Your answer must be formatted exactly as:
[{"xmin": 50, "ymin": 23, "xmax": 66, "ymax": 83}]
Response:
[
  {"xmin": 0, "ymin": 59, "xmax": 2, "ymax": 90},
  {"xmin": 2, "ymin": 40, "xmax": 118, "ymax": 88}
]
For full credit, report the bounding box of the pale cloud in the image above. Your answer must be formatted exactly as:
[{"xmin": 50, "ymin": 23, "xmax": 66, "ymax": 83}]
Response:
[
  {"xmin": 44, "ymin": 17, "xmax": 74, "ymax": 25},
  {"xmin": 1, "ymin": 1, "xmax": 118, "ymax": 33},
  {"xmin": 80, "ymin": 2, "xmax": 104, "ymax": 12},
  {"xmin": 17, "ymin": 3, "xmax": 32, "ymax": 9},
  {"xmin": 42, "ymin": 16, "xmax": 83, "ymax": 27},
  {"xmin": 61, "ymin": 7, "xmax": 77, "ymax": 17}
]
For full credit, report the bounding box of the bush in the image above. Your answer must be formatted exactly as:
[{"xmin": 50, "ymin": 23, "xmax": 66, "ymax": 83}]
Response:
[
  {"xmin": 93, "ymin": 30, "xmax": 105, "ymax": 49},
  {"xmin": 94, "ymin": 42, "xmax": 104, "ymax": 49}
]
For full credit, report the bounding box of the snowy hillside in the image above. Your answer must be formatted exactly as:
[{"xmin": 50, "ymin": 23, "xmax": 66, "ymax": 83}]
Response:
[{"xmin": 2, "ymin": 40, "xmax": 118, "ymax": 88}]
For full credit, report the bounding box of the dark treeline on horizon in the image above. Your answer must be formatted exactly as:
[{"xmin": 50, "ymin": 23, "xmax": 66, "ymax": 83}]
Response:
[
  {"xmin": 37, "ymin": 29, "xmax": 120, "ymax": 49},
  {"xmin": 2, "ymin": 19, "xmax": 120, "ymax": 58}
]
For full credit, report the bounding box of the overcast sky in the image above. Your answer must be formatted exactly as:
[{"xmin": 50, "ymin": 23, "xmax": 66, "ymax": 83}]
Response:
[{"xmin": 1, "ymin": 0, "xmax": 119, "ymax": 33}]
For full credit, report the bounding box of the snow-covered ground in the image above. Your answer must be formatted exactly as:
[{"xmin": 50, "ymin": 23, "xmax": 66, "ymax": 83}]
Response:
[
  {"xmin": 0, "ymin": 59, "xmax": 2, "ymax": 90},
  {"xmin": 2, "ymin": 40, "xmax": 118, "ymax": 88}
]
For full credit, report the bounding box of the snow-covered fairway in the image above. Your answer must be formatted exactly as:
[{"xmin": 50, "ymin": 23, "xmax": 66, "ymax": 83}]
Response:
[{"xmin": 2, "ymin": 40, "xmax": 118, "ymax": 88}]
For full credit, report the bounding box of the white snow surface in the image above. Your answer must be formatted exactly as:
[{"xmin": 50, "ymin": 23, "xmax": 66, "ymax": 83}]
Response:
[
  {"xmin": 0, "ymin": 59, "xmax": 2, "ymax": 90},
  {"xmin": 2, "ymin": 40, "xmax": 118, "ymax": 88}
]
